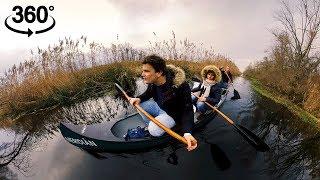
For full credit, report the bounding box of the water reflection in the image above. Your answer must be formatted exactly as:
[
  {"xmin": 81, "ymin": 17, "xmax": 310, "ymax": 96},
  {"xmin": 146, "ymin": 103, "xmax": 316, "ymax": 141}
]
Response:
[
  {"xmin": 0, "ymin": 133, "xmax": 30, "ymax": 180},
  {"xmin": 210, "ymin": 144, "xmax": 231, "ymax": 170},
  {"xmin": 57, "ymin": 78, "xmax": 143, "ymax": 125},
  {"xmin": 0, "ymin": 166, "xmax": 18, "ymax": 180},
  {"xmin": 0, "ymin": 79, "xmax": 139, "ymax": 178},
  {"xmin": 254, "ymin": 96, "xmax": 320, "ymax": 179},
  {"xmin": 57, "ymin": 96, "xmax": 135, "ymax": 125}
]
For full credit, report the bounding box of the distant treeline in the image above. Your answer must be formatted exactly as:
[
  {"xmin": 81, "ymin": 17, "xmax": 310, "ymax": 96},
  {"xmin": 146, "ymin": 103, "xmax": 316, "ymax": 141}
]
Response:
[
  {"xmin": 0, "ymin": 33, "xmax": 240, "ymax": 126},
  {"xmin": 244, "ymin": 0, "xmax": 320, "ymax": 119}
]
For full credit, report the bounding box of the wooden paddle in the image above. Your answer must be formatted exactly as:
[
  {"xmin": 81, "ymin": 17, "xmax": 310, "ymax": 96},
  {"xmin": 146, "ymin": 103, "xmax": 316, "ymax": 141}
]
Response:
[
  {"xmin": 192, "ymin": 93, "xmax": 270, "ymax": 152},
  {"xmin": 115, "ymin": 83, "xmax": 188, "ymax": 145}
]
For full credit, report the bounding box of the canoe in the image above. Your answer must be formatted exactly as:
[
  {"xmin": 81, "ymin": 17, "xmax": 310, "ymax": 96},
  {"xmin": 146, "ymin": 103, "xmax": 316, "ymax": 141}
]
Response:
[{"xmin": 59, "ymin": 83, "xmax": 229, "ymax": 152}]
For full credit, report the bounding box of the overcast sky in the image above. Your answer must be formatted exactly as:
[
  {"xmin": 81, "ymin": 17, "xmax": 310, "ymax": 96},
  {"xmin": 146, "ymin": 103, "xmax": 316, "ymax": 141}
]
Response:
[{"xmin": 0, "ymin": 0, "xmax": 281, "ymax": 72}]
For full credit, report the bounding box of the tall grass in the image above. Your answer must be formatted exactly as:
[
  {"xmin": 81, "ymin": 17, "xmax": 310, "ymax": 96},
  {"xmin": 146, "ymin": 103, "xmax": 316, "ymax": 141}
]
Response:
[
  {"xmin": 244, "ymin": 55, "xmax": 320, "ymax": 119},
  {"xmin": 0, "ymin": 33, "xmax": 240, "ymax": 123}
]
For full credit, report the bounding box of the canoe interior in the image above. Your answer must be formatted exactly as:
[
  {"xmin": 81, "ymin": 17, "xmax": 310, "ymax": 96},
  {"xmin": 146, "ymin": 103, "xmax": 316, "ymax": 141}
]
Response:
[{"xmin": 111, "ymin": 114, "xmax": 146, "ymax": 138}]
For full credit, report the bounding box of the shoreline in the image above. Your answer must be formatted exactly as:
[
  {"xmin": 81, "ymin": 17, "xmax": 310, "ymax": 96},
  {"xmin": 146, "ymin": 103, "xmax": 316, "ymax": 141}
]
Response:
[{"xmin": 249, "ymin": 78, "xmax": 320, "ymax": 130}]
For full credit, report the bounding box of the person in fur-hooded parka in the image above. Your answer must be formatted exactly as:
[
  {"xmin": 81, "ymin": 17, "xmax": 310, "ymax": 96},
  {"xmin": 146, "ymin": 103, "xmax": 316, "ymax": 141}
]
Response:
[
  {"xmin": 137, "ymin": 63, "xmax": 194, "ymax": 134},
  {"xmin": 129, "ymin": 55, "xmax": 197, "ymax": 151},
  {"xmin": 191, "ymin": 65, "xmax": 222, "ymax": 113}
]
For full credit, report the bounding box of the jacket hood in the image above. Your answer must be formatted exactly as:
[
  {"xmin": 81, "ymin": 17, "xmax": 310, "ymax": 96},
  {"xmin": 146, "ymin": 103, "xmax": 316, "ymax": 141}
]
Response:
[
  {"xmin": 166, "ymin": 64, "xmax": 186, "ymax": 87},
  {"xmin": 201, "ymin": 65, "xmax": 221, "ymax": 82}
]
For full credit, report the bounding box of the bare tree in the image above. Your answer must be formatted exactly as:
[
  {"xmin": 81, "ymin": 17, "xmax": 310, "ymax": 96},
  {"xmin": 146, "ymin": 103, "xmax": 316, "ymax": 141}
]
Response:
[{"xmin": 274, "ymin": 0, "xmax": 320, "ymax": 76}]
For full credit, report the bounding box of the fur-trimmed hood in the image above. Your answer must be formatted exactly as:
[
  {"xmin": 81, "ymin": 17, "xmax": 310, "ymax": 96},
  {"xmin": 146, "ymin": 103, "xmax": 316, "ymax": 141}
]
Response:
[
  {"xmin": 201, "ymin": 65, "xmax": 221, "ymax": 82},
  {"xmin": 166, "ymin": 64, "xmax": 186, "ymax": 88}
]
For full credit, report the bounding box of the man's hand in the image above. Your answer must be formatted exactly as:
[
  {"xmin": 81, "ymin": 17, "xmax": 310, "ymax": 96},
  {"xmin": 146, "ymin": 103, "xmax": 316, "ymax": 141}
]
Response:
[
  {"xmin": 198, "ymin": 96, "xmax": 206, "ymax": 102},
  {"xmin": 184, "ymin": 133, "xmax": 198, "ymax": 151},
  {"xmin": 129, "ymin": 97, "xmax": 141, "ymax": 105}
]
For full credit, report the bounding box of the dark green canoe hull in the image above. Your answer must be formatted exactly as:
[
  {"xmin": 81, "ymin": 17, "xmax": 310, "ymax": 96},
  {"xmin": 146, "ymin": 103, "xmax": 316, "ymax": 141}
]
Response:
[
  {"xmin": 60, "ymin": 111, "xmax": 220, "ymax": 152},
  {"xmin": 59, "ymin": 88, "xmax": 228, "ymax": 152}
]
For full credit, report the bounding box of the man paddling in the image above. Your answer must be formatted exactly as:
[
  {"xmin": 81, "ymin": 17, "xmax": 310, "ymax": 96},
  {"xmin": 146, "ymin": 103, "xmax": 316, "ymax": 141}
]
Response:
[{"xmin": 128, "ymin": 55, "xmax": 197, "ymax": 151}]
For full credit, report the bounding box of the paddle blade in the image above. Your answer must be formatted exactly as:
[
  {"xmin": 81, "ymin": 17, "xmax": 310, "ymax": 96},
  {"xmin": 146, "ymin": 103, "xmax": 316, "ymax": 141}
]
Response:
[
  {"xmin": 233, "ymin": 125, "xmax": 270, "ymax": 152},
  {"xmin": 114, "ymin": 83, "xmax": 126, "ymax": 99},
  {"xmin": 115, "ymin": 83, "xmax": 122, "ymax": 91},
  {"xmin": 114, "ymin": 79, "xmax": 135, "ymax": 97},
  {"xmin": 231, "ymin": 89, "xmax": 241, "ymax": 100}
]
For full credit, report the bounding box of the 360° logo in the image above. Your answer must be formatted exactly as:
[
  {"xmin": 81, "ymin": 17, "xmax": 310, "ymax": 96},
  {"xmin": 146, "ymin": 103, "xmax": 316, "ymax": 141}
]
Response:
[{"xmin": 4, "ymin": 5, "xmax": 56, "ymax": 37}]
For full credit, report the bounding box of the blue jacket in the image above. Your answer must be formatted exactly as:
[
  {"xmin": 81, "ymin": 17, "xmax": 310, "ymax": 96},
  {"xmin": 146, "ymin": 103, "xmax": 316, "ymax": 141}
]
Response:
[{"xmin": 191, "ymin": 82, "xmax": 222, "ymax": 106}]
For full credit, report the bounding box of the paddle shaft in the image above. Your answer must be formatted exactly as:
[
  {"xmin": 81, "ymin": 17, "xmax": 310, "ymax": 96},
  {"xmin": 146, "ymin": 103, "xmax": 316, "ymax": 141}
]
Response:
[
  {"xmin": 224, "ymin": 71, "xmax": 233, "ymax": 84},
  {"xmin": 135, "ymin": 105, "xmax": 188, "ymax": 145},
  {"xmin": 115, "ymin": 83, "xmax": 188, "ymax": 145},
  {"xmin": 192, "ymin": 93, "xmax": 262, "ymax": 147},
  {"xmin": 192, "ymin": 93, "xmax": 234, "ymax": 125}
]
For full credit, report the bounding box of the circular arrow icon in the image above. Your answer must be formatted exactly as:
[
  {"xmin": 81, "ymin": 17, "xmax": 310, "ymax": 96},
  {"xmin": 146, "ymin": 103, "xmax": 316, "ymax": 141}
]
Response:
[
  {"xmin": 4, "ymin": 16, "xmax": 33, "ymax": 37},
  {"xmin": 4, "ymin": 15, "xmax": 56, "ymax": 37}
]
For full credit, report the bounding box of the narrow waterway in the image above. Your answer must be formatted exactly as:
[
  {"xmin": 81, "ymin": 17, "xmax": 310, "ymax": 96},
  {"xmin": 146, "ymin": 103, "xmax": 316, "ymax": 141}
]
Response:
[{"xmin": 0, "ymin": 77, "xmax": 319, "ymax": 180}]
